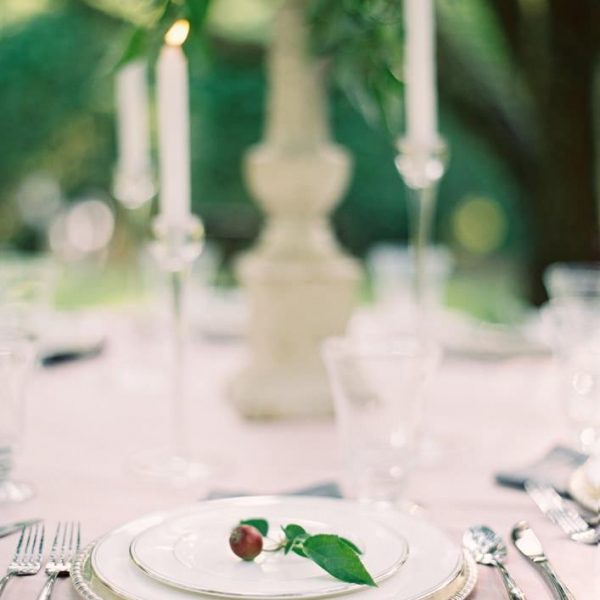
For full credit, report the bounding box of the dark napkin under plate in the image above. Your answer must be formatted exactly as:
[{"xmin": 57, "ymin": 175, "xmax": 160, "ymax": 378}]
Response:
[{"xmin": 495, "ymin": 445, "xmax": 587, "ymax": 496}]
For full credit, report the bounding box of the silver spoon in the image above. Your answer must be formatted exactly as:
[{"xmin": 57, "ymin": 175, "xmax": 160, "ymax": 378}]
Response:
[{"xmin": 463, "ymin": 525, "xmax": 527, "ymax": 600}]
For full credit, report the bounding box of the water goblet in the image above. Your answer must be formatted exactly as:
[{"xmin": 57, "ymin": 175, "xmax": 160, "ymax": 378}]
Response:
[
  {"xmin": 0, "ymin": 328, "xmax": 36, "ymax": 503},
  {"xmin": 543, "ymin": 262, "xmax": 600, "ymax": 453},
  {"xmin": 322, "ymin": 335, "xmax": 439, "ymax": 506}
]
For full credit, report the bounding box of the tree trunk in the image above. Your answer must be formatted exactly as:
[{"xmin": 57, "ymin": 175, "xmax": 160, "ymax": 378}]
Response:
[
  {"xmin": 527, "ymin": 0, "xmax": 599, "ymax": 302},
  {"xmin": 440, "ymin": 0, "xmax": 599, "ymax": 304}
]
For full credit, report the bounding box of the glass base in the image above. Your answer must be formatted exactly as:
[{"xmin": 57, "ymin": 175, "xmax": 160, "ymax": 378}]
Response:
[
  {"xmin": 0, "ymin": 480, "xmax": 35, "ymax": 503},
  {"xmin": 129, "ymin": 448, "xmax": 216, "ymax": 489}
]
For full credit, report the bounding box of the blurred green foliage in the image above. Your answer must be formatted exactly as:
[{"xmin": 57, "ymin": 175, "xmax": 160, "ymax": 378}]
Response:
[{"xmin": 0, "ymin": 0, "xmax": 540, "ymax": 320}]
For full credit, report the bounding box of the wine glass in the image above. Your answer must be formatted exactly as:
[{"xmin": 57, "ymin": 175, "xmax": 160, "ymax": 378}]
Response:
[
  {"xmin": 322, "ymin": 335, "xmax": 439, "ymax": 506},
  {"xmin": 0, "ymin": 328, "xmax": 36, "ymax": 503},
  {"xmin": 543, "ymin": 262, "xmax": 600, "ymax": 453}
]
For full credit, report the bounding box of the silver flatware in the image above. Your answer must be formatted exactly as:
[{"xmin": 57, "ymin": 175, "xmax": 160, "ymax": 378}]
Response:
[
  {"xmin": 0, "ymin": 518, "xmax": 42, "ymax": 539},
  {"xmin": 0, "ymin": 522, "xmax": 44, "ymax": 597},
  {"xmin": 36, "ymin": 521, "xmax": 80, "ymax": 600},
  {"xmin": 525, "ymin": 480, "xmax": 600, "ymax": 545},
  {"xmin": 463, "ymin": 525, "xmax": 526, "ymax": 600},
  {"xmin": 512, "ymin": 521, "xmax": 575, "ymax": 600}
]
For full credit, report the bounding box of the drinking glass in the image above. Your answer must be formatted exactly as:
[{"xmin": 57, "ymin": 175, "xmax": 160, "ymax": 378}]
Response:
[
  {"xmin": 543, "ymin": 262, "xmax": 600, "ymax": 453},
  {"xmin": 322, "ymin": 336, "xmax": 439, "ymax": 505},
  {"xmin": 368, "ymin": 243, "xmax": 453, "ymax": 314},
  {"xmin": 0, "ymin": 253, "xmax": 56, "ymax": 343},
  {"xmin": 564, "ymin": 343, "xmax": 600, "ymax": 454},
  {"xmin": 544, "ymin": 262, "xmax": 600, "ymax": 301},
  {"xmin": 0, "ymin": 329, "xmax": 36, "ymax": 503}
]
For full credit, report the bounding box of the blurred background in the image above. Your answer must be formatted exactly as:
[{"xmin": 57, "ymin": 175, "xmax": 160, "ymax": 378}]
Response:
[{"xmin": 0, "ymin": 0, "xmax": 598, "ymax": 322}]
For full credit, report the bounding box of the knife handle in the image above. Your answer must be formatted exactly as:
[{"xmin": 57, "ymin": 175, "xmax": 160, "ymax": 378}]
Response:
[
  {"xmin": 495, "ymin": 562, "xmax": 527, "ymax": 600},
  {"xmin": 538, "ymin": 561, "xmax": 576, "ymax": 600}
]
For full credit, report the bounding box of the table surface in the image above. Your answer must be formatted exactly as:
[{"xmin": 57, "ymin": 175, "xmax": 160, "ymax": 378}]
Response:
[{"xmin": 1, "ymin": 313, "xmax": 598, "ymax": 599}]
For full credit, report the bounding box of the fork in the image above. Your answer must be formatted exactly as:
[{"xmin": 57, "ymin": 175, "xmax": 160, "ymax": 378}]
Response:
[
  {"xmin": 525, "ymin": 480, "xmax": 600, "ymax": 545},
  {"xmin": 0, "ymin": 522, "xmax": 44, "ymax": 597},
  {"xmin": 36, "ymin": 522, "xmax": 80, "ymax": 600}
]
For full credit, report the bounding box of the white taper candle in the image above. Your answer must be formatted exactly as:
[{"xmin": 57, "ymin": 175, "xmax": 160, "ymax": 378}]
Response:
[
  {"xmin": 157, "ymin": 19, "xmax": 191, "ymax": 227},
  {"xmin": 116, "ymin": 59, "xmax": 151, "ymax": 177},
  {"xmin": 403, "ymin": 0, "xmax": 438, "ymax": 146}
]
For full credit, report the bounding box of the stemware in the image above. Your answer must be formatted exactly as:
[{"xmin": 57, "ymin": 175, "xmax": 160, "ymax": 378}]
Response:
[
  {"xmin": 129, "ymin": 215, "xmax": 216, "ymax": 488},
  {"xmin": 322, "ymin": 335, "xmax": 439, "ymax": 505},
  {"xmin": 0, "ymin": 328, "xmax": 36, "ymax": 503},
  {"xmin": 394, "ymin": 138, "xmax": 448, "ymax": 327},
  {"xmin": 543, "ymin": 262, "xmax": 600, "ymax": 453},
  {"xmin": 0, "ymin": 253, "xmax": 56, "ymax": 344}
]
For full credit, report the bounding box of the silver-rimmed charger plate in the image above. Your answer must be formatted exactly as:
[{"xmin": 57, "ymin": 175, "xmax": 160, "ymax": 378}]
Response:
[
  {"xmin": 72, "ymin": 544, "xmax": 477, "ymax": 600},
  {"xmin": 75, "ymin": 498, "xmax": 477, "ymax": 600},
  {"xmin": 129, "ymin": 496, "xmax": 409, "ymax": 599}
]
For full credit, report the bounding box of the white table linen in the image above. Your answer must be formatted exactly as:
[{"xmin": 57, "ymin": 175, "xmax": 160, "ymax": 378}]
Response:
[{"xmin": 1, "ymin": 314, "xmax": 598, "ymax": 599}]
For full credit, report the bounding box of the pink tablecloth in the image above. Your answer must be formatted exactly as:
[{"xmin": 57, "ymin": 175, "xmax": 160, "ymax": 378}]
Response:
[{"xmin": 1, "ymin": 318, "xmax": 598, "ymax": 599}]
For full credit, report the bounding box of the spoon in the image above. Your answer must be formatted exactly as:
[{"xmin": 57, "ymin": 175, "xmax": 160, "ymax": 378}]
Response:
[{"xmin": 463, "ymin": 525, "xmax": 527, "ymax": 600}]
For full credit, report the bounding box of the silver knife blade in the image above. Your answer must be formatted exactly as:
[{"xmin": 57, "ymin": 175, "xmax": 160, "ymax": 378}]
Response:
[
  {"xmin": 0, "ymin": 518, "xmax": 42, "ymax": 539},
  {"xmin": 512, "ymin": 521, "xmax": 576, "ymax": 600},
  {"xmin": 512, "ymin": 521, "xmax": 545, "ymax": 561}
]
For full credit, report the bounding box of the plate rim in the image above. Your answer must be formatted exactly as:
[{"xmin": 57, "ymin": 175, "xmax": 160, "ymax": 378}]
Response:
[
  {"xmin": 90, "ymin": 496, "xmax": 465, "ymax": 600},
  {"xmin": 128, "ymin": 497, "xmax": 410, "ymax": 599},
  {"xmin": 76, "ymin": 543, "xmax": 477, "ymax": 600}
]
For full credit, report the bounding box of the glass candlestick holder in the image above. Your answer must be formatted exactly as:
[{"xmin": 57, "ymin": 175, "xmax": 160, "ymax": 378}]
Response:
[
  {"xmin": 113, "ymin": 167, "xmax": 156, "ymax": 211},
  {"xmin": 129, "ymin": 214, "xmax": 213, "ymax": 487},
  {"xmin": 394, "ymin": 137, "xmax": 448, "ymax": 317}
]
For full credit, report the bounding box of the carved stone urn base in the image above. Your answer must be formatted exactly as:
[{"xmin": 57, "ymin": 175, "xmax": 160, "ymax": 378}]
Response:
[{"xmin": 229, "ymin": 253, "xmax": 359, "ymax": 419}]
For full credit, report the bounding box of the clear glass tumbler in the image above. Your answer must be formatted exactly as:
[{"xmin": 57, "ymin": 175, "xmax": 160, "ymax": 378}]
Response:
[
  {"xmin": 0, "ymin": 329, "xmax": 36, "ymax": 503},
  {"xmin": 322, "ymin": 336, "xmax": 439, "ymax": 505},
  {"xmin": 543, "ymin": 262, "xmax": 600, "ymax": 452}
]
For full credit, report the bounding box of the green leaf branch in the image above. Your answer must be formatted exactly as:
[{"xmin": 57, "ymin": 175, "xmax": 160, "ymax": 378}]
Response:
[{"xmin": 232, "ymin": 519, "xmax": 376, "ymax": 588}]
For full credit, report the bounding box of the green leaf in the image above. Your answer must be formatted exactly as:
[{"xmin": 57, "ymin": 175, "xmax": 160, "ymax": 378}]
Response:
[
  {"xmin": 183, "ymin": 0, "xmax": 211, "ymax": 31},
  {"xmin": 283, "ymin": 524, "xmax": 307, "ymax": 541},
  {"xmin": 114, "ymin": 27, "xmax": 149, "ymax": 70},
  {"xmin": 282, "ymin": 524, "xmax": 308, "ymax": 557},
  {"xmin": 339, "ymin": 537, "xmax": 362, "ymax": 555},
  {"xmin": 240, "ymin": 519, "xmax": 269, "ymax": 536},
  {"xmin": 303, "ymin": 535, "xmax": 376, "ymax": 587}
]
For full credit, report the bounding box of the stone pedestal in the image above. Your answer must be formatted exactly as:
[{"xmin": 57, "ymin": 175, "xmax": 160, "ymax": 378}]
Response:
[{"xmin": 228, "ymin": 0, "xmax": 361, "ymax": 418}]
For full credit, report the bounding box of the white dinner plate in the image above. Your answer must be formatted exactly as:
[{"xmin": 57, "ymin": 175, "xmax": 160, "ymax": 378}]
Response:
[
  {"xmin": 129, "ymin": 496, "xmax": 409, "ymax": 598},
  {"xmin": 90, "ymin": 497, "xmax": 466, "ymax": 600}
]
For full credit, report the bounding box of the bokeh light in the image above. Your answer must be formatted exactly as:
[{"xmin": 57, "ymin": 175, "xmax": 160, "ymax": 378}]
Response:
[{"xmin": 452, "ymin": 195, "xmax": 507, "ymax": 255}]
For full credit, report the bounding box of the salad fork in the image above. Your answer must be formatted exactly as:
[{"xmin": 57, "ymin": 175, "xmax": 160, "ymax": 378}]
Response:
[
  {"xmin": 525, "ymin": 480, "xmax": 600, "ymax": 545},
  {"xmin": 37, "ymin": 521, "xmax": 81, "ymax": 600},
  {"xmin": 0, "ymin": 522, "xmax": 44, "ymax": 597}
]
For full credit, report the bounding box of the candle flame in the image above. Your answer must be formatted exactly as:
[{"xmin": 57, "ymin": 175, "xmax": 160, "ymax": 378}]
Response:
[{"xmin": 165, "ymin": 19, "xmax": 190, "ymax": 46}]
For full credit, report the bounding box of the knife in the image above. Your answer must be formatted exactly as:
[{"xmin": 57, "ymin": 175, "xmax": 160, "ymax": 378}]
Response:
[
  {"xmin": 511, "ymin": 521, "xmax": 576, "ymax": 600},
  {"xmin": 0, "ymin": 518, "xmax": 42, "ymax": 539}
]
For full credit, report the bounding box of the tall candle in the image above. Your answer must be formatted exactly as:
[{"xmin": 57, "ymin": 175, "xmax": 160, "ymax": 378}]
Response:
[
  {"xmin": 157, "ymin": 19, "xmax": 191, "ymax": 227},
  {"xmin": 116, "ymin": 59, "xmax": 151, "ymax": 177},
  {"xmin": 403, "ymin": 0, "xmax": 438, "ymax": 145}
]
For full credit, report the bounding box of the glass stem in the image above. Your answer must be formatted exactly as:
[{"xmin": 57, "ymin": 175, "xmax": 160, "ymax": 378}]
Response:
[
  {"xmin": 170, "ymin": 268, "xmax": 187, "ymax": 460},
  {"xmin": 407, "ymin": 183, "xmax": 437, "ymax": 320}
]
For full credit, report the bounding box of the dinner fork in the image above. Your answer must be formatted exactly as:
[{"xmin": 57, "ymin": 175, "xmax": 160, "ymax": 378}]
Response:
[
  {"xmin": 525, "ymin": 480, "xmax": 600, "ymax": 545},
  {"xmin": 0, "ymin": 522, "xmax": 44, "ymax": 597},
  {"xmin": 37, "ymin": 522, "xmax": 81, "ymax": 600}
]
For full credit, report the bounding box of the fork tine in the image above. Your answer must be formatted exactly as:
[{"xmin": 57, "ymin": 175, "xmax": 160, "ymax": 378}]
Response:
[
  {"xmin": 64, "ymin": 522, "xmax": 73, "ymax": 560},
  {"xmin": 27, "ymin": 523, "xmax": 39, "ymax": 563},
  {"xmin": 37, "ymin": 524, "xmax": 45, "ymax": 561},
  {"xmin": 76, "ymin": 522, "xmax": 81, "ymax": 551},
  {"xmin": 49, "ymin": 522, "xmax": 62, "ymax": 560},
  {"xmin": 12, "ymin": 526, "xmax": 26, "ymax": 561},
  {"xmin": 22, "ymin": 524, "xmax": 34, "ymax": 561}
]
